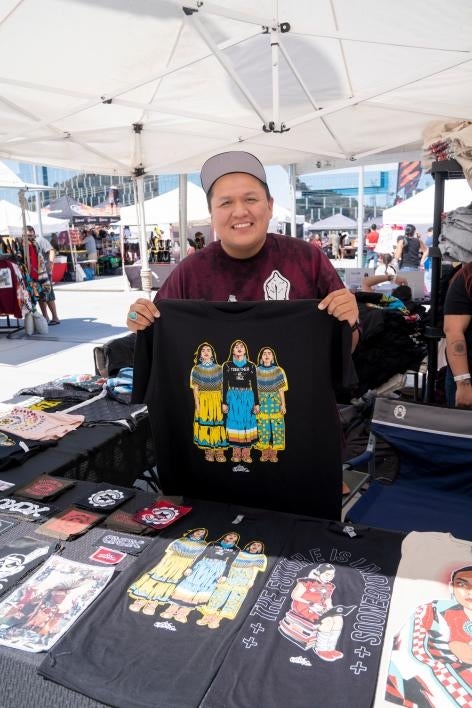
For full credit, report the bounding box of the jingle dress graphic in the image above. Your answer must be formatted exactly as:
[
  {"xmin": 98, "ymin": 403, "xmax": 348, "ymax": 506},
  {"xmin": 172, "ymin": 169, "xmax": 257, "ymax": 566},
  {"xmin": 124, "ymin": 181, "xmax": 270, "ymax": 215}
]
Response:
[
  {"xmin": 190, "ymin": 343, "xmax": 227, "ymax": 463},
  {"xmin": 254, "ymin": 346, "xmax": 288, "ymax": 463},
  {"xmin": 222, "ymin": 340, "xmax": 259, "ymax": 464},
  {"xmin": 127, "ymin": 529, "xmax": 208, "ymax": 615},
  {"xmin": 197, "ymin": 541, "xmax": 267, "ymax": 629},
  {"xmin": 160, "ymin": 532, "xmax": 240, "ymax": 624}
]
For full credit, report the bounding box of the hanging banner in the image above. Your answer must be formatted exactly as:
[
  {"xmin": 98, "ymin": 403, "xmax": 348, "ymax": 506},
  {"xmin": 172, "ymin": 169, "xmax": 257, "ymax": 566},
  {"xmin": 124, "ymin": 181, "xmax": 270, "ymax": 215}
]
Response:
[{"xmin": 394, "ymin": 161, "xmax": 422, "ymax": 204}]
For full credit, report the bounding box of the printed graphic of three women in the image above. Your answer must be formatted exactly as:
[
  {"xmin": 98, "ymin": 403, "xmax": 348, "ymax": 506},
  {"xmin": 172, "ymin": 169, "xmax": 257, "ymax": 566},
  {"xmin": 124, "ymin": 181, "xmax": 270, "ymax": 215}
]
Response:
[{"xmin": 191, "ymin": 339, "xmax": 287, "ymax": 464}]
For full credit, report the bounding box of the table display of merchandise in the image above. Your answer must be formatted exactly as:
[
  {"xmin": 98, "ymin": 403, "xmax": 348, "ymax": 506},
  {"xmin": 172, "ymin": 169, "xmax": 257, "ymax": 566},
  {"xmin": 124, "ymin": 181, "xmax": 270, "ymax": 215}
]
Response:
[
  {"xmin": 0, "ymin": 481, "xmax": 469, "ymax": 707},
  {"xmin": 1, "ymin": 320, "xmax": 471, "ymax": 705}
]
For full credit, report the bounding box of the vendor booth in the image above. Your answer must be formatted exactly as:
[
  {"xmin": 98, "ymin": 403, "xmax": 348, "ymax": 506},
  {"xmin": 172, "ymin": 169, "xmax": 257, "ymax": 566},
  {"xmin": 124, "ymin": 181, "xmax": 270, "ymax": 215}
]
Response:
[
  {"xmin": 45, "ymin": 197, "xmax": 121, "ymax": 280},
  {"xmin": 1, "ymin": 1, "xmax": 472, "ymax": 704}
]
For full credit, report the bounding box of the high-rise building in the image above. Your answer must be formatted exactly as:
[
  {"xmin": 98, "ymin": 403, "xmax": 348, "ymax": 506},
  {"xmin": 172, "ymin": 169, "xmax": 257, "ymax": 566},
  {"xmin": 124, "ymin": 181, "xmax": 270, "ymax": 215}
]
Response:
[
  {"xmin": 298, "ymin": 164, "xmax": 433, "ymax": 223},
  {"xmin": 0, "ymin": 160, "xmax": 200, "ymax": 208}
]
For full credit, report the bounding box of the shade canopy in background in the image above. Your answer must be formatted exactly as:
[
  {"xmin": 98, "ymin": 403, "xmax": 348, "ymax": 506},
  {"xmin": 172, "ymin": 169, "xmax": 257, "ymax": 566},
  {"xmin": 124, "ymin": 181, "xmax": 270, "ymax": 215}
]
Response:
[
  {"xmin": 118, "ymin": 183, "xmax": 209, "ymax": 226},
  {"xmin": 381, "ymin": 180, "xmax": 472, "ymax": 227},
  {"xmin": 0, "ymin": 161, "xmax": 43, "ymax": 191},
  {"xmin": 0, "ymin": 200, "xmax": 68, "ymax": 236},
  {"xmin": 310, "ymin": 214, "xmax": 358, "ymax": 231},
  {"xmin": 0, "ymin": 0, "xmax": 470, "ymax": 177},
  {"xmin": 45, "ymin": 195, "xmax": 120, "ymax": 226},
  {"xmin": 118, "ymin": 182, "xmax": 291, "ymax": 229}
]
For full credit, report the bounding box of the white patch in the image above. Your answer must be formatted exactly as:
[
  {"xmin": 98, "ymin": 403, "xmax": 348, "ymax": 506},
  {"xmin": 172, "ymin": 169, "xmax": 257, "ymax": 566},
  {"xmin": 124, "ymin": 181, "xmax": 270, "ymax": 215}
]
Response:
[
  {"xmin": 232, "ymin": 464, "xmax": 250, "ymax": 474},
  {"xmin": 393, "ymin": 404, "xmax": 407, "ymax": 420},
  {"xmin": 153, "ymin": 621, "xmax": 177, "ymax": 632},
  {"xmin": 263, "ymin": 270, "xmax": 291, "ymax": 300},
  {"xmin": 0, "ymin": 547, "xmax": 50, "ymax": 589},
  {"xmin": 0, "ymin": 498, "xmax": 50, "ymax": 518},
  {"xmin": 290, "ymin": 656, "xmax": 312, "ymax": 667},
  {"xmin": 87, "ymin": 489, "xmax": 125, "ymax": 508}
]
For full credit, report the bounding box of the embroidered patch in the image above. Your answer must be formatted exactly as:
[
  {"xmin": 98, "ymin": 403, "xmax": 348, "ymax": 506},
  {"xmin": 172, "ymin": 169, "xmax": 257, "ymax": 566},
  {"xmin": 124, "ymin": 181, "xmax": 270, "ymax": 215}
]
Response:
[
  {"xmin": 89, "ymin": 546, "xmax": 126, "ymax": 565},
  {"xmin": 14, "ymin": 475, "xmax": 75, "ymax": 501},
  {"xmin": 133, "ymin": 501, "xmax": 192, "ymax": 530},
  {"xmin": 96, "ymin": 533, "xmax": 151, "ymax": 555},
  {"xmin": 36, "ymin": 507, "xmax": 105, "ymax": 540},
  {"xmin": 0, "ymin": 535, "xmax": 56, "ymax": 596},
  {"xmin": 102, "ymin": 510, "xmax": 151, "ymax": 535},
  {"xmin": 0, "ymin": 497, "xmax": 57, "ymax": 522},
  {"xmin": 75, "ymin": 487, "xmax": 135, "ymax": 512}
]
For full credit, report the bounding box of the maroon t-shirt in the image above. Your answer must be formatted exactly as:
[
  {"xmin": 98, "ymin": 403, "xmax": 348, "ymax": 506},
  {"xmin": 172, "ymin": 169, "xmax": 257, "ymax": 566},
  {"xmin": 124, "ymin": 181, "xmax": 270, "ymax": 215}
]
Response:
[{"xmin": 156, "ymin": 233, "xmax": 343, "ymax": 302}]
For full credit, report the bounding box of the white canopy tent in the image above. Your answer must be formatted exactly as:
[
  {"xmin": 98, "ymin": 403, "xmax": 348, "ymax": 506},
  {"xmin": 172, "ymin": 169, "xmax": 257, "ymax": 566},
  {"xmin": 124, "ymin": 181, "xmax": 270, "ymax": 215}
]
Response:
[
  {"xmin": 310, "ymin": 214, "xmax": 358, "ymax": 231},
  {"xmin": 0, "ymin": 0, "xmax": 471, "ymax": 288},
  {"xmin": 382, "ymin": 180, "xmax": 472, "ymax": 227},
  {"xmin": 0, "ymin": 1, "xmax": 471, "ymax": 175},
  {"xmin": 119, "ymin": 181, "xmax": 291, "ymax": 230},
  {"xmin": 0, "ymin": 200, "xmax": 68, "ymax": 236},
  {"xmin": 0, "ymin": 161, "xmax": 43, "ymax": 192},
  {"xmin": 119, "ymin": 183, "xmax": 210, "ymax": 226}
]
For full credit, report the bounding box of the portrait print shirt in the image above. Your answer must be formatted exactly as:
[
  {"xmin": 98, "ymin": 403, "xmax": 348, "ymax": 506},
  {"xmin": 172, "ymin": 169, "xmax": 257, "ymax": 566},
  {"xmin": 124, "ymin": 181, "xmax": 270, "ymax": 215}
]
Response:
[{"xmin": 202, "ymin": 519, "xmax": 403, "ymax": 708}]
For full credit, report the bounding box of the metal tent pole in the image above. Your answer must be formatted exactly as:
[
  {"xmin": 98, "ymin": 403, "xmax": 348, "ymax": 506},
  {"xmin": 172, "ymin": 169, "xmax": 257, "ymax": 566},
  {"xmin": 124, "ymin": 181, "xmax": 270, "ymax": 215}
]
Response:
[
  {"xmin": 33, "ymin": 165, "xmax": 44, "ymax": 238},
  {"xmin": 289, "ymin": 164, "xmax": 297, "ymax": 237},
  {"xmin": 424, "ymin": 170, "xmax": 446, "ymax": 403},
  {"xmin": 178, "ymin": 174, "xmax": 188, "ymax": 258},
  {"xmin": 356, "ymin": 166, "xmax": 365, "ymax": 267},
  {"xmin": 132, "ymin": 122, "xmax": 152, "ymax": 297},
  {"xmin": 135, "ymin": 172, "xmax": 152, "ymax": 296}
]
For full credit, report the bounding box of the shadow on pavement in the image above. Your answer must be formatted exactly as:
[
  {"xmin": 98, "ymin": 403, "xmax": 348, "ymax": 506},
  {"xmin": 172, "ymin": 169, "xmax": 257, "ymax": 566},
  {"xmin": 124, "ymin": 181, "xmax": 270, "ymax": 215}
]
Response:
[{"xmin": 0, "ymin": 317, "xmax": 128, "ymax": 366}]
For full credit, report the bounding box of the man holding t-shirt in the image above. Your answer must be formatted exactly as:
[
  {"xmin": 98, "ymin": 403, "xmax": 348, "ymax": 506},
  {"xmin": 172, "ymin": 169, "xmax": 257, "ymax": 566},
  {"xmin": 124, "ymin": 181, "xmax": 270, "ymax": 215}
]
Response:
[{"xmin": 126, "ymin": 151, "xmax": 359, "ymax": 344}]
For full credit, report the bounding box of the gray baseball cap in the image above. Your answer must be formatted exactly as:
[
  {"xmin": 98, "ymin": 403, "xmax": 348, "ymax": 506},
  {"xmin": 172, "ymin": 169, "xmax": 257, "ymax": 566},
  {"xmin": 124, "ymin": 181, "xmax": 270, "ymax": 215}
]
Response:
[{"xmin": 200, "ymin": 151, "xmax": 267, "ymax": 195}]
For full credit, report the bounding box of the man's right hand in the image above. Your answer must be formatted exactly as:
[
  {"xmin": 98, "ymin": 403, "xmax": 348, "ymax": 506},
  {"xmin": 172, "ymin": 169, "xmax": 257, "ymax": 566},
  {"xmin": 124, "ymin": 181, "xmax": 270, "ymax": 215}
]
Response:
[{"xmin": 126, "ymin": 298, "xmax": 160, "ymax": 332}]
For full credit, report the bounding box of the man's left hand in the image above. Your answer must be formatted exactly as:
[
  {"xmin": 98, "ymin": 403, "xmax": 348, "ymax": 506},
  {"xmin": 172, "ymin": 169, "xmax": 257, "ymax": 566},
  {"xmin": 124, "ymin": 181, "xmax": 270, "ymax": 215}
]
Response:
[{"xmin": 318, "ymin": 288, "xmax": 359, "ymax": 327}]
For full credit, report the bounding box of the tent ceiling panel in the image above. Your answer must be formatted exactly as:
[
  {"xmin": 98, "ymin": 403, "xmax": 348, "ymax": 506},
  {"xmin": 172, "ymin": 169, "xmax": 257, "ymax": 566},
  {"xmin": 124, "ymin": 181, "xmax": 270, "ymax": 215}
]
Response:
[{"xmin": 0, "ymin": 0, "xmax": 470, "ymax": 175}]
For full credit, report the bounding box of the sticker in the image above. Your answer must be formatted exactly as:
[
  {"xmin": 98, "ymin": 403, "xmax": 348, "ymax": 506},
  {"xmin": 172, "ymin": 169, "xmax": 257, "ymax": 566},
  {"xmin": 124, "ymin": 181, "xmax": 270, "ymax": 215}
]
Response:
[
  {"xmin": 133, "ymin": 501, "xmax": 192, "ymax": 530},
  {"xmin": 0, "ymin": 497, "xmax": 57, "ymax": 522},
  {"xmin": 97, "ymin": 534, "xmax": 151, "ymax": 556},
  {"xmin": 0, "ymin": 480, "xmax": 15, "ymax": 492},
  {"xmin": 89, "ymin": 546, "xmax": 127, "ymax": 565},
  {"xmin": 75, "ymin": 487, "xmax": 135, "ymax": 512},
  {"xmin": 14, "ymin": 475, "xmax": 75, "ymax": 501},
  {"xmin": 0, "ymin": 519, "xmax": 16, "ymax": 535},
  {"xmin": 36, "ymin": 507, "xmax": 104, "ymax": 540}
]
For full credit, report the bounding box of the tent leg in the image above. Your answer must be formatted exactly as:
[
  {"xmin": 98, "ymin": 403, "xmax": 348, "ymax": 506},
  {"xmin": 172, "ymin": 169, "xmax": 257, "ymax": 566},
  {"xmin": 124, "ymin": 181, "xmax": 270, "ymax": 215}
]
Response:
[
  {"xmin": 179, "ymin": 174, "xmax": 188, "ymax": 259},
  {"xmin": 135, "ymin": 174, "xmax": 152, "ymax": 297}
]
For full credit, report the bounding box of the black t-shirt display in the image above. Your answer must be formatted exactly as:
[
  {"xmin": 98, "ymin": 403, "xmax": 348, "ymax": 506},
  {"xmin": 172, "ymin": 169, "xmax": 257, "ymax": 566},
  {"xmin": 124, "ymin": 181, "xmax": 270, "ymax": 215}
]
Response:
[
  {"xmin": 39, "ymin": 500, "xmax": 294, "ymax": 708},
  {"xmin": 202, "ymin": 519, "xmax": 404, "ymax": 708},
  {"xmin": 0, "ymin": 430, "xmax": 54, "ymax": 472},
  {"xmin": 132, "ymin": 300, "xmax": 353, "ymax": 519}
]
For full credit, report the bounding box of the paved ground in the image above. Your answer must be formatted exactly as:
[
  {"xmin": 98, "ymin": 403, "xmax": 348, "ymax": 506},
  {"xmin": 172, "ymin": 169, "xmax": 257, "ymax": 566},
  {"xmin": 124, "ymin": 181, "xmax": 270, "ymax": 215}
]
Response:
[{"xmin": 0, "ymin": 274, "xmax": 146, "ymax": 401}]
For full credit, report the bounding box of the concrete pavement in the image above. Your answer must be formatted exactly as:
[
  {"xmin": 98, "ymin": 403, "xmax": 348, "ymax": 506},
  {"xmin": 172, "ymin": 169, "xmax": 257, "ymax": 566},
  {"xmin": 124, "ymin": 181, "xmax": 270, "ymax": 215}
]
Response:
[{"xmin": 0, "ymin": 274, "xmax": 145, "ymax": 401}]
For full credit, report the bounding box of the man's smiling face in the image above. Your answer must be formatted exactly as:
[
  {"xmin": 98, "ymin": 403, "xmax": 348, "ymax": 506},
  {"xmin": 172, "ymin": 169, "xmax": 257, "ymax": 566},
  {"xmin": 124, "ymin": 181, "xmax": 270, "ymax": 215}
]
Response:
[{"xmin": 209, "ymin": 172, "xmax": 273, "ymax": 259}]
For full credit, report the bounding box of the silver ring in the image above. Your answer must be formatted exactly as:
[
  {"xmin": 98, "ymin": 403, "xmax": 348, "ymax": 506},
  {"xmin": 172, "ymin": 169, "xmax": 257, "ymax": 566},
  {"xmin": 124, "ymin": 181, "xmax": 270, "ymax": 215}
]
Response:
[{"xmin": 128, "ymin": 311, "xmax": 138, "ymax": 321}]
